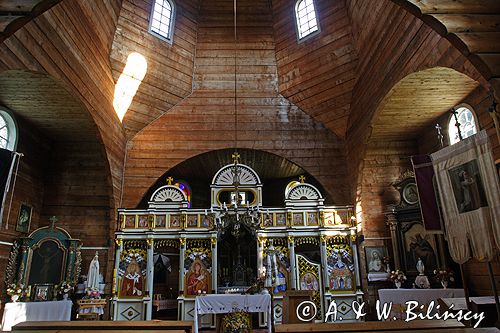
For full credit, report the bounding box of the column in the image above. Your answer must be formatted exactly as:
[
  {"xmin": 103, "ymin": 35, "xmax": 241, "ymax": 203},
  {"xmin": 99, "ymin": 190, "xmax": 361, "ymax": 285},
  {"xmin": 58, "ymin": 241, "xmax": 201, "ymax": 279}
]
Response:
[
  {"xmin": 319, "ymin": 235, "xmax": 328, "ymax": 291},
  {"xmin": 179, "ymin": 238, "xmax": 186, "ymax": 296},
  {"xmin": 385, "ymin": 205, "xmax": 401, "ymax": 270},
  {"xmin": 350, "ymin": 231, "xmax": 361, "ymax": 288},
  {"xmin": 287, "ymin": 236, "xmax": 296, "ymax": 289},
  {"xmin": 112, "ymin": 238, "xmax": 124, "ymax": 320},
  {"xmin": 211, "ymin": 235, "xmax": 217, "ymax": 293},
  {"xmin": 146, "ymin": 238, "xmax": 154, "ymax": 320}
]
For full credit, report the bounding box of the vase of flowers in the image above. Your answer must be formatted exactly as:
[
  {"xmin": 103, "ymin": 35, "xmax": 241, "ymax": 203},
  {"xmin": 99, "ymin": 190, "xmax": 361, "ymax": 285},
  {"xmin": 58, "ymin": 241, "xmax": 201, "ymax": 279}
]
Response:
[
  {"xmin": 56, "ymin": 281, "xmax": 74, "ymax": 300},
  {"xmin": 434, "ymin": 268, "xmax": 454, "ymax": 289},
  {"xmin": 6, "ymin": 283, "xmax": 25, "ymax": 302},
  {"xmin": 389, "ymin": 269, "xmax": 407, "ymax": 288}
]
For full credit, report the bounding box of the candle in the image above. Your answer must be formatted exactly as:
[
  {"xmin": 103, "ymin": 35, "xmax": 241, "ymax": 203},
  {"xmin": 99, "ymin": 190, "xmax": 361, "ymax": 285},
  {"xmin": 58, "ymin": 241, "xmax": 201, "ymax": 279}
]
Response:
[{"xmin": 205, "ymin": 209, "xmax": 208, "ymax": 215}]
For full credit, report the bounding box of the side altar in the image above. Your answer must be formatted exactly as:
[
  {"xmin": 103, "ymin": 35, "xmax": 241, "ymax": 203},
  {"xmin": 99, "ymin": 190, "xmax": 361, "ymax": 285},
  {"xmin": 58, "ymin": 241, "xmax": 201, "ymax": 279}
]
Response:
[{"xmin": 112, "ymin": 158, "xmax": 363, "ymax": 327}]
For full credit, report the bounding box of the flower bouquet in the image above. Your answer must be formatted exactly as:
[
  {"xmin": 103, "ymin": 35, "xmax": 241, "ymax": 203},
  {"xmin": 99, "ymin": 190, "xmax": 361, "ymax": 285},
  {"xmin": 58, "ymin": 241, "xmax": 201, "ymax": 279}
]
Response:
[
  {"xmin": 6, "ymin": 283, "xmax": 25, "ymax": 302},
  {"xmin": 389, "ymin": 269, "xmax": 407, "ymax": 288},
  {"xmin": 56, "ymin": 281, "xmax": 74, "ymax": 300},
  {"xmin": 222, "ymin": 311, "xmax": 251, "ymax": 333},
  {"xmin": 433, "ymin": 268, "xmax": 454, "ymax": 288},
  {"xmin": 85, "ymin": 287, "xmax": 102, "ymax": 299}
]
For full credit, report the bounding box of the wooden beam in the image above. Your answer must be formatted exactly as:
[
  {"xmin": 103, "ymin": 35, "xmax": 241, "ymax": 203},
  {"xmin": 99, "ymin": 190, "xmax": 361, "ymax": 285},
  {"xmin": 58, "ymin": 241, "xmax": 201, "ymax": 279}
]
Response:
[
  {"xmin": 455, "ymin": 32, "xmax": 500, "ymax": 53},
  {"xmin": 0, "ymin": 0, "xmax": 39, "ymax": 13},
  {"xmin": 407, "ymin": 0, "xmax": 500, "ymax": 15},
  {"xmin": 432, "ymin": 14, "xmax": 500, "ymax": 33},
  {"xmin": 0, "ymin": 15, "xmax": 22, "ymax": 31}
]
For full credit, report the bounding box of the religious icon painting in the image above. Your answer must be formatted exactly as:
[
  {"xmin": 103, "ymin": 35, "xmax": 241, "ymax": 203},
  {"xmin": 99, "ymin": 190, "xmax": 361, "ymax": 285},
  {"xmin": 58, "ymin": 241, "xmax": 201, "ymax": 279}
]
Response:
[
  {"xmin": 124, "ymin": 215, "xmax": 135, "ymax": 228},
  {"xmin": 293, "ymin": 213, "xmax": 303, "ymax": 226},
  {"xmin": 262, "ymin": 213, "xmax": 273, "ymax": 227},
  {"xmin": 448, "ymin": 160, "xmax": 488, "ymax": 214},
  {"xmin": 137, "ymin": 215, "xmax": 149, "ymax": 228},
  {"xmin": 155, "ymin": 215, "xmax": 166, "ymax": 228},
  {"xmin": 365, "ymin": 246, "xmax": 387, "ymax": 273},
  {"xmin": 187, "ymin": 214, "xmax": 198, "ymax": 228},
  {"xmin": 118, "ymin": 252, "xmax": 147, "ymax": 298},
  {"xmin": 307, "ymin": 212, "xmax": 318, "ymax": 225},
  {"xmin": 327, "ymin": 247, "xmax": 355, "ymax": 291},
  {"xmin": 33, "ymin": 284, "xmax": 51, "ymax": 301},
  {"xmin": 169, "ymin": 214, "xmax": 181, "ymax": 228},
  {"xmin": 324, "ymin": 211, "xmax": 335, "ymax": 225},
  {"xmin": 185, "ymin": 259, "xmax": 211, "ymax": 296},
  {"xmin": 200, "ymin": 215, "xmax": 212, "ymax": 228},
  {"xmin": 16, "ymin": 203, "xmax": 32, "ymax": 233},
  {"xmin": 275, "ymin": 213, "xmax": 286, "ymax": 226}
]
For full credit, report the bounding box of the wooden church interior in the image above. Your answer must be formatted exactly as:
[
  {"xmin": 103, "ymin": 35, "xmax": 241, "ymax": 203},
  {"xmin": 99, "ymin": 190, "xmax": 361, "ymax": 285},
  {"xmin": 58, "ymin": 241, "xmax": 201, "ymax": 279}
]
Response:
[{"xmin": 0, "ymin": 0, "xmax": 500, "ymax": 332}]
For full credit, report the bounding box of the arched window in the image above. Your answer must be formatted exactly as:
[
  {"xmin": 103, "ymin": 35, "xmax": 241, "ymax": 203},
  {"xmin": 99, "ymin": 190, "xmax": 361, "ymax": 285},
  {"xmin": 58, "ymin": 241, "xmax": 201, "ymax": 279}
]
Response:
[
  {"xmin": 148, "ymin": 0, "xmax": 175, "ymax": 43},
  {"xmin": 295, "ymin": 0, "xmax": 319, "ymax": 40},
  {"xmin": 0, "ymin": 108, "xmax": 17, "ymax": 151},
  {"xmin": 448, "ymin": 105, "xmax": 478, "ymax": 145}
]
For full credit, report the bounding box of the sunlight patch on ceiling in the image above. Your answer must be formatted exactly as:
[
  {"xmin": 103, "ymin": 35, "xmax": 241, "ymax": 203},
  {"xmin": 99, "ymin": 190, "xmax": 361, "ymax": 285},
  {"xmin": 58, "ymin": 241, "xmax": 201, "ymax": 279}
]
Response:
[{"xmin": 113, "ymin": 53, "xmax": 148, "ymax": 122}]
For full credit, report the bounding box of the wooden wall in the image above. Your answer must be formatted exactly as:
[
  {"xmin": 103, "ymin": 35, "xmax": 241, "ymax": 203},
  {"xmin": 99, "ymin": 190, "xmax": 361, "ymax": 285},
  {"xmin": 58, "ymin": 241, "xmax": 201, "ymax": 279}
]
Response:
[
  {"xmin": 345, "ymin": 0, "xmax": 488, "ymax": 218},
  {"xmin": 110, "ymin": 0, "xmax": 199, "ymax": 139},
  {"xmin": 0, "ymin": 0, "xmax": 124, "ymax": 292},
  {"xmin": 122, "ymin": 0, "xmax": 351, "ymax": 208},
  {"xmin": 272, "ymin": 0, "xmax": 358, "ymax": 139},
  {"xmin": 0, "ymin": 0, "xmax": 125, "ymax": 210}
]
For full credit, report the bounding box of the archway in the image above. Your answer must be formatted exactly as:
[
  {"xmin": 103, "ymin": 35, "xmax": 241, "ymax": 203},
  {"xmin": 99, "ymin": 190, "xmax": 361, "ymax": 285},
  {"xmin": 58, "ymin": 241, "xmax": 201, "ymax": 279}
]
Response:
[{"xmin": 137, "ymin": 148, "xmax": 332, "ymax": 208}]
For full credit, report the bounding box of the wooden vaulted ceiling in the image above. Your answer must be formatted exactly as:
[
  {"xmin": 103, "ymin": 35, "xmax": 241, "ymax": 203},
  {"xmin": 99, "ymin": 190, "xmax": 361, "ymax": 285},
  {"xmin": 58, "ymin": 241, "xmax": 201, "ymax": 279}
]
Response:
[
  {"xmin": 0, "ymin": 70, "xmax": 99, "ymax": 142},
  {"xmin": 371, "ymin": 67, "xmax": 480, "ymax": 140},
  {"xmin": 0, "ymin": 0, "xmax": 497, "ymax": 150}
]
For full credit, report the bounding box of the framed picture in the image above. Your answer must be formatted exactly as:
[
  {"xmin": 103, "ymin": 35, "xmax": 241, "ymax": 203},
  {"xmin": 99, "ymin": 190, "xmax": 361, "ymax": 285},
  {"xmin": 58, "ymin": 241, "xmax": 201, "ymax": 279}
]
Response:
[
  {"xmin": 33, "ymin": 284, "xmax": 52, "ymax": 301},
  {"xmin": 16, "ymin": 204, "xmax": 32, "ymax": 233},
  {"xmin": 365, "ymin": 246, "xmax": 387, "ymax": 273}
]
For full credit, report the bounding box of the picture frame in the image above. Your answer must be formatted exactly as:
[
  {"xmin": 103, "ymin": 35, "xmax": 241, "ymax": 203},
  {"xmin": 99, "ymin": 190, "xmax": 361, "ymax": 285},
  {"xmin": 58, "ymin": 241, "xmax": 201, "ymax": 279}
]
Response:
[
  {"xmin": 33, "ymin": 284, "xmax": 52, "ymax": 301},
  {"xmin": 16, "ymin": 204, "xmax": 32, "ymax": 233},
  {"xmin": 365, "ymin": 246, "xmax": 388, "ymax": 274}
]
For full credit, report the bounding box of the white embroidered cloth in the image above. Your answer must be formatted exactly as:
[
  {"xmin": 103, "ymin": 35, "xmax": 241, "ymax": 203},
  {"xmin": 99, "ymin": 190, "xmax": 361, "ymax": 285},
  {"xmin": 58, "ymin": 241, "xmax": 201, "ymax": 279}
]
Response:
[
  {"xmin": 194, "ymin": 294, "xmax": 271, "ymax": 333},
  {"xmin": 1, "ymin": 300, "xmax": 72, "ymax": 331}
]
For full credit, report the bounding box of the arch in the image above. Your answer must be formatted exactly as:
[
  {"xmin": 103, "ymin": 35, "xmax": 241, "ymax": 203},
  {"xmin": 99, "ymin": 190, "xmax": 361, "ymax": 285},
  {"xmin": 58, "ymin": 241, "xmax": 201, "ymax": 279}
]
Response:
[
  {"xmin": 352, "ymin": 66, "xmax": 480, "ymax": 235},
  {"xmin": 0, "ymin": 70, "xmax": 115, "ymax": 241},
  {"xmin": 286, "ymin": 183, "xmax": 323, "ymax": 200},
  {"xmin": 135, "ymin": 148, "xmax": 332, "ymax": 209},
  {"xmin": 212, "ymin": 164, "xmax": 261, "ymax": 186}
]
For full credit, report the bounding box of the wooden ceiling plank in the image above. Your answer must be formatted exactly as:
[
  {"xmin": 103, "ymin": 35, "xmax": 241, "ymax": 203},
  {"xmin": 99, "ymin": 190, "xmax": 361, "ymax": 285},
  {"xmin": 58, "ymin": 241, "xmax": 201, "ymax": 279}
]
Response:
[
  {"xmin": 455, "ymin": 32, "xmax": 500, "ymax": 53},
  {"xmin": 407, "ymin": 0, "xmax": 500, "ymax": 15},
  {"xmin": 432, "ymin": 14, "xmax": 500, "ymax": 33},
  {"xmin": 476, "ymin": 53, "xmax": 500, "ymax": 77}
]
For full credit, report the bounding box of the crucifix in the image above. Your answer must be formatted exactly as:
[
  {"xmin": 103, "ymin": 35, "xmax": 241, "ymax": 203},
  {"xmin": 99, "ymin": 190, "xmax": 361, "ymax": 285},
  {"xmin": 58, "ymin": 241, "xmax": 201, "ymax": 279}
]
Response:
[
  {"xmin": 49, "ymin": 216, "xmax": 58, "ymax": 232},
  {"xmin": 299, "ymin": 175, "xmax": 306, "ymax": 183},
  {"xmin": 166, "ymin": 176, "xmax": 174, "ymax": 185},
  {"xmin": 435, "ymin": 123, "xmax": 444, "ymax": 148}
]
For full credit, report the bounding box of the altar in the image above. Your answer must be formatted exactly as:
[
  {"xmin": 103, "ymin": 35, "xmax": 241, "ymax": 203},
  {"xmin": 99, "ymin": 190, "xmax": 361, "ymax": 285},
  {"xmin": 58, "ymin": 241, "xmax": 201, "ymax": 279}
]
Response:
[
  {"xmin": 1, "ymin": 300, "xmax": 72, "ymax": 331},
  {"xmin": 194, "ymin": 294, "xmax": 271, "ymax": 333},
  {"xmin": 112, "ymin": 157, "xmax": 363, "ymax": 326}
]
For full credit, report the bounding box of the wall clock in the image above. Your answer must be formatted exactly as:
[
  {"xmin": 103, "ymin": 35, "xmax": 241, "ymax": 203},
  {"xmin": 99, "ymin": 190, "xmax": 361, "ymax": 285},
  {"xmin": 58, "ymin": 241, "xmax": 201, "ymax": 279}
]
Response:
[{"xmin": 402, "ymin": 182, "xmax": 419, "ymax": 205}]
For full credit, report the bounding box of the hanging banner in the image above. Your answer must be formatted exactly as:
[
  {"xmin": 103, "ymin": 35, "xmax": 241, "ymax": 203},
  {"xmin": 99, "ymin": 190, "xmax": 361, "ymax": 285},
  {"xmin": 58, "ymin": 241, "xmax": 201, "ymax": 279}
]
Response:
[
  {"xmin": 411, "ymin": 155, "xmax": 442, "ymax": 232},
  {"xmin": 431, "ymin": 130, "xmax": 500, "ymax": 264}
]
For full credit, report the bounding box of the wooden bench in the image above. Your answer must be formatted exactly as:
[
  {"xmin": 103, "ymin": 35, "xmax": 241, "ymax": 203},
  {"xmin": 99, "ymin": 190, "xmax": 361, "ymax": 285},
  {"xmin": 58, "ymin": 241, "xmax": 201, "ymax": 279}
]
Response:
[
  {"xmin": 275, "ymin": 320, "xmax": 466, "ymax": 332},
  {"xmin": 11, "ymin": 320, "xmax": 193, "ymax": 332}
]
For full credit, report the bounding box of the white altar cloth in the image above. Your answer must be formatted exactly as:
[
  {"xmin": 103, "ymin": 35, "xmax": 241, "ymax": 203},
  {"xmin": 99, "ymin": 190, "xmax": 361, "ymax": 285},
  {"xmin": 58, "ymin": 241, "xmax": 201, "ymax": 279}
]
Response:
[
  {"xmin": 1, "ymin": 300, "xmax": 72, "ymax": 331},
  {"xmin": 194, "ymin": 294, "xmax": 271, "ymax": 333},
  {"xmin": 378, "ymin": 288, "xmax": 465, "ymax": 319}
]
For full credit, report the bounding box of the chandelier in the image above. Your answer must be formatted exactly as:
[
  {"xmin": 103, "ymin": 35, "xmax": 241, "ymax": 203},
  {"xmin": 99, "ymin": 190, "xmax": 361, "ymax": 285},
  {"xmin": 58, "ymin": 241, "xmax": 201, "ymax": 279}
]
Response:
[{"xmin": 210, "ymin": 153, "xmax": 261, "ymax": 239}]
